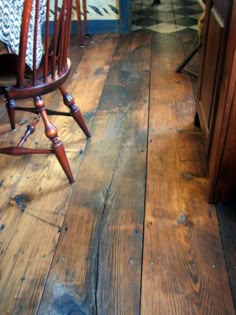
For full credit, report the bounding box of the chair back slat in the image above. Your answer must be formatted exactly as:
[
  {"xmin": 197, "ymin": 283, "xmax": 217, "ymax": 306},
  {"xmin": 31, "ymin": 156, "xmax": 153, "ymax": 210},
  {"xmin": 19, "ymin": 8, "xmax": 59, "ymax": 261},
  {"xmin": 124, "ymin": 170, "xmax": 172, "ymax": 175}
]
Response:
[
  {"xmin": 58, "ymin": 1, "xmax": 66, "ymax": 74},
  {"xmin": 17, "ymin": 0, "xmax": 34, "ymax": 86},
  {"xmin": 33, "ymin": 0, "xmax": 40, "ymax": 85},
  {"xmin": 17, "ymin": 0, "xmax": 73, "ymax": 88},
  {"xmin": 66, "ymin": 0, "xmax": 73, "ymax": 60},
  {"xmin": 43, "ymin": 0, "xmax": 50, "ymax": 83},
  {"xmin": 82, "ymin": 0, "xmax": 88, "ymax": 35}
]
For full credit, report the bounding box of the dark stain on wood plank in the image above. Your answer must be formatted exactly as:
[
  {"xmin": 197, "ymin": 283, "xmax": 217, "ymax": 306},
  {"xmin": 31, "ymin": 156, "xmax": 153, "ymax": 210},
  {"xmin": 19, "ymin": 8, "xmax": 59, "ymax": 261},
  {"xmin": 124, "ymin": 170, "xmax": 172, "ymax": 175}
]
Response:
[
  {"xmin": 0, "ymin": 29, "xmax": 235, "ymax": 315},
  {"xmin": 38, "ymin": 34, "xmax": 121, "ymax": 315},
  {"xmin": 95, "ymin": 29, "xmax": 152, "ymax": 315},
  {"xmin": 94, "ymin": 67, "xmax": 108, "ymax": 77},
  {"xmin": 52, "ymin": 289, "xmax": 89, "ymax": 315},
  {"xmin": 14, "ymin": 194, "xmax": 32, "ymax": 211},
  {"xmin": 38, "ymin": 30, "xmax": 152, "ymax": 315}
]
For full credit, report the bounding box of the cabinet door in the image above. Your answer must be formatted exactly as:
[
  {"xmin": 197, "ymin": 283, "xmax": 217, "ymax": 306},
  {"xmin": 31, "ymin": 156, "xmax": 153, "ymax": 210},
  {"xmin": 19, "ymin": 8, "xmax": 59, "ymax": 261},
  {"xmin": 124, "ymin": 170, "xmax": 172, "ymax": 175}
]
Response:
[
  {"xmin": 197, "ymin": 0, "xmax": 232, "ymax": 154},
  {"xmin": 208, "ymin": 0, "xmax": 236, "ymax": 202},
  {"xmin": 215, "ymin": 80, "xmax": 236, "ymax": 201}
]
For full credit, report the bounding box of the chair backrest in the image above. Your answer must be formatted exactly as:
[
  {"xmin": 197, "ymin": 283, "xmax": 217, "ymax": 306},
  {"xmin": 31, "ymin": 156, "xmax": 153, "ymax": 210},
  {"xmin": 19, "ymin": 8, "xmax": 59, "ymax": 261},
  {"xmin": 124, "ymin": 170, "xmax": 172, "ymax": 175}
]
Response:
[
  {"xmin": 0, "ymin": 0, "xmax": 90, "ymax": 185},
  {"xmin": 9, "ymin": 0, "xmax": 73, "ymax": 97}
]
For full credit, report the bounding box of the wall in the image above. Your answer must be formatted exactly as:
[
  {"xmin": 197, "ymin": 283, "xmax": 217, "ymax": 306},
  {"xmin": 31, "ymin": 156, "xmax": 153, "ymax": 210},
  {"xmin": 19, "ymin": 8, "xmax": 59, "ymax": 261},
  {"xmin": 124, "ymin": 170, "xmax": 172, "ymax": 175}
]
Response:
[
  {"xmin": 71, "ymin": 0, "xmax": 130, "ymax": 33},
  {"xmin": 49, "ymin": 0, "xmax": 130, "ymax": 34},
  {"xmin": 77, "ymin": 0, "xmax": 119, "ymax": 20}
]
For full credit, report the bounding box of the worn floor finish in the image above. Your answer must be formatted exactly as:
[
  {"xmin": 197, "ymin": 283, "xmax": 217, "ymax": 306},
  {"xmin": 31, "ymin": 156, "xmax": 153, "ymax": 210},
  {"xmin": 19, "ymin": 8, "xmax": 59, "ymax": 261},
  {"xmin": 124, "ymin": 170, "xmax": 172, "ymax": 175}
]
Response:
[{"xmin": 0, "ymin": 29, "xmax": 235, "ymax": 315}]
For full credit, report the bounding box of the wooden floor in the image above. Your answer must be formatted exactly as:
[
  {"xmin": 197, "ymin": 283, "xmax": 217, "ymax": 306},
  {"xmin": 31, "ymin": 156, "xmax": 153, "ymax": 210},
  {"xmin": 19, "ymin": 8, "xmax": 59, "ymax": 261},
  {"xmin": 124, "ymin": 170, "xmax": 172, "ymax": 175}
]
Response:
[{"xmin": 0, "ymin": 29, "xmax": 235, "ymax": 314}]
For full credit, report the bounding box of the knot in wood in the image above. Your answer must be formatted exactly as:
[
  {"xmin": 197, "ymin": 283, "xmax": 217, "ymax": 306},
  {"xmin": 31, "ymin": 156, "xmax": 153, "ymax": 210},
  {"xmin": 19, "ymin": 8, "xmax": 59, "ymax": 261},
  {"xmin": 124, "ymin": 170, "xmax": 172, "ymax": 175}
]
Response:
[{"xmin": 177, "ymin": 213, "xmax": 187, "ymax": 225}]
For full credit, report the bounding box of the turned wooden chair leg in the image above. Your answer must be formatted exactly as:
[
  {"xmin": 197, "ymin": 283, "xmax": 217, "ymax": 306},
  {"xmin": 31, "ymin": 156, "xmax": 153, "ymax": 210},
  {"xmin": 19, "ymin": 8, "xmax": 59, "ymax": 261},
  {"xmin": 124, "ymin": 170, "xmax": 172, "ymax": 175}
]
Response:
[
  {"xmin": 34, "ymin": 96, "xmax": 75, "ymax": 183},
  {"xmin": 5, "ymin": 98, "xmax": 16, "ymax": 130},
  {"xmin": 59, "ymin": 86, "xmax": 91, "ymax": 138},
  {"xmin": 17, "ymin": 116, "xmax": 40, "ymax": 147}
]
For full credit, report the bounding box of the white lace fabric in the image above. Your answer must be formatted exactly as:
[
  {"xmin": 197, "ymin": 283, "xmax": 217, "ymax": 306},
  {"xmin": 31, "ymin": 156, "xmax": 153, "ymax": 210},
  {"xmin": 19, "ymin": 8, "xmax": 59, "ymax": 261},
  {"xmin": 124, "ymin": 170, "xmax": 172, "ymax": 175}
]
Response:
[{"xmin": 0, "ymin": 0, "xmax": 46, "ymax": 70}]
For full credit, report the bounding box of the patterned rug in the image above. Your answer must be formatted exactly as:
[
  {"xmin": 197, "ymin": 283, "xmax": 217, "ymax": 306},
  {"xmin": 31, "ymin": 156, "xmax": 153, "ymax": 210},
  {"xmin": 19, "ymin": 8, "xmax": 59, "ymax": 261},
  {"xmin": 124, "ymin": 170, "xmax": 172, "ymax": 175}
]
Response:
[{"xmin": 132, "ymin": 0, "xmax": 203, "ymax": 33}]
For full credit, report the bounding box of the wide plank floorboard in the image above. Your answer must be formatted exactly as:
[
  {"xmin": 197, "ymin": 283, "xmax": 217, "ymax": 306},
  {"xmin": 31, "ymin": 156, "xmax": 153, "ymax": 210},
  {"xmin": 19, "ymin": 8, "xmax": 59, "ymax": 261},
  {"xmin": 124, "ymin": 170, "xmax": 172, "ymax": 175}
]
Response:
[
  {"xmin": 39, "ymin": 30, "xmax": 152, "ymax": 315},
  {"xmin": 0, "ymin": 30, "xmax": 234, "ymax": 315},
  {"xmin": 141, "ymin": 32, "xmax": 235, "ymax": 315},
  {"xmin": 0, "ymin": 34, "xmax": 117, "ymax": 314}
]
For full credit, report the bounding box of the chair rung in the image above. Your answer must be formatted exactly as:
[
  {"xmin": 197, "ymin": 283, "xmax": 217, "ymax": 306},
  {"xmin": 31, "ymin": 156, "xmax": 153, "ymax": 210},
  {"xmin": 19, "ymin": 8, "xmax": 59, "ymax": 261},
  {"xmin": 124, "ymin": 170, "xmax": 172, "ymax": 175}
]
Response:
[
  {"xmin": 14, "ymin": 106, "xmax": 71, "ymax": 116},
  {"xmin": 0, "ymin": 147, "xmax": 53, "ymax": 155}
]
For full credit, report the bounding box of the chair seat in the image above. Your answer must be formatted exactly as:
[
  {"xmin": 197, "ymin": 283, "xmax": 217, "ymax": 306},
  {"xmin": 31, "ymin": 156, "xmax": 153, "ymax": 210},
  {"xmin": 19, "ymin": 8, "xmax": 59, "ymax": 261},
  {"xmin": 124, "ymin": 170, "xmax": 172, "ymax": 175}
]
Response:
[{"xmin": 0, "ymin": 53, "xmax": 72, "ymax": 95}]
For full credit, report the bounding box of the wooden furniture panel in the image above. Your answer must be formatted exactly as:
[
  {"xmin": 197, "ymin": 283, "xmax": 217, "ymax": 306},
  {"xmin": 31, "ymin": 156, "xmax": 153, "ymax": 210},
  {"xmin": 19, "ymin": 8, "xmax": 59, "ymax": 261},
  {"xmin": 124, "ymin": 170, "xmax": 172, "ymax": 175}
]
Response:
[
  {"xmin": 216, "ymin": 83, "xmax": 236, "ymax": 198},
  {"xmin": 197, "ymin": 0, "xmax": 231, "ymax": 154},
  {"xmin": 200, "ymin": 10, "xmax": 222, "ymax": 131},
  {"xmin": 196, "ymin": 0, "xmax": 236, "ymax": 202},
  {"xmin": 209, "ymin": 47, "xmax": 236, "ymax": 202}
]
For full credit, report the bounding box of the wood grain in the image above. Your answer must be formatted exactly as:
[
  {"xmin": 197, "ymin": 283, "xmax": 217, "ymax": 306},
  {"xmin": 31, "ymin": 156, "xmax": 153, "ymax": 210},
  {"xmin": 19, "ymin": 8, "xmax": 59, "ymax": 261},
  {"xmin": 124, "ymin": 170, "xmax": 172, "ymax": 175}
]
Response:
[
  {"xmin": 141, "ymin": 32, "xmax": 235, "ymax": 315},
  {"xmin": 0, "ymin": 35, "xmax": 88, "ymax": 216},
  {"xmin": 0, "ymin": 34, "xmax": 117, "ymax": 314},
  {"xmin": 39, "ymin": 30, "xmax": 152, "ymax": 315},
  {"xmin": 0, "ymin": 31, "xmax": 234, "ymax": 315},
  {"xmin": 96, "ymin": 30, "xmax": 151, "ymax": 315},
  {"xmin": 38, "ymin": 34, "xmax": 123, "ymax": 315},
  {"xmin": 5, "ymin": 34, "xmax": 118, "ymax": 226},
  {"xmin": 0, "ymin": 205, "xmax": 59, "ymax": 314}
]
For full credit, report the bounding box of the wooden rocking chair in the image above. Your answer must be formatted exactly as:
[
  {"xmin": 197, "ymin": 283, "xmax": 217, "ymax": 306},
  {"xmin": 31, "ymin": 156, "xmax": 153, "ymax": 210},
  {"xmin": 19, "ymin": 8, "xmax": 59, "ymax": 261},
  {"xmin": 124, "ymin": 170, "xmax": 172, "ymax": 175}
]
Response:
[{"xmin": 0, "ymin": 0, "xmax": 91, "ymax": 183}]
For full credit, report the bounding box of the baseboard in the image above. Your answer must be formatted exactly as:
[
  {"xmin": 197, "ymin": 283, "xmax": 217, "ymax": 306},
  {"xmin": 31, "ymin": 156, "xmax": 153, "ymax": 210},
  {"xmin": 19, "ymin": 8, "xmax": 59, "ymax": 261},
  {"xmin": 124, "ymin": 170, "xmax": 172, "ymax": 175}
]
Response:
[{"xmin": 71, "ymin": 19, "xmax": 122, "ymax": 34}]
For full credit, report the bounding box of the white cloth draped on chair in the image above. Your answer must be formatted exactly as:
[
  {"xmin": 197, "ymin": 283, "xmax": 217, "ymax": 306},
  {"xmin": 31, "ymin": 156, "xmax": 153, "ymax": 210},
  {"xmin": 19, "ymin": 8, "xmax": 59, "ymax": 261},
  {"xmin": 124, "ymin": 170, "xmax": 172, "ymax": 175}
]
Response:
[{"xmin": 0, "ymin": 0, "xmax": 46, "ymax": 69}]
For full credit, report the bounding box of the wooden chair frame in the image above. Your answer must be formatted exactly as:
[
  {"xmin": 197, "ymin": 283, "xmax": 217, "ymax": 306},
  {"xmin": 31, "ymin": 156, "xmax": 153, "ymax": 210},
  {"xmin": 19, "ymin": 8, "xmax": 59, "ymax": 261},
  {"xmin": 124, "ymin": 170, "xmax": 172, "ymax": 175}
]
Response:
[{"xmin": 0, "ymin": 0, "xmax": 91, "ymax": 183}]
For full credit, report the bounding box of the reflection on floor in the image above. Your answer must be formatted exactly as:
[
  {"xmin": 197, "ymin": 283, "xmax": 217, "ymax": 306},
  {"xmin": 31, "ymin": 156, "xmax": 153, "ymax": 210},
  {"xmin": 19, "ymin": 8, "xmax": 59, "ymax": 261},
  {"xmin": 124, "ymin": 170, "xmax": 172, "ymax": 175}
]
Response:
[{"xmin": 132, "ymin": 0, "xmax": 203, "ymax": 34}]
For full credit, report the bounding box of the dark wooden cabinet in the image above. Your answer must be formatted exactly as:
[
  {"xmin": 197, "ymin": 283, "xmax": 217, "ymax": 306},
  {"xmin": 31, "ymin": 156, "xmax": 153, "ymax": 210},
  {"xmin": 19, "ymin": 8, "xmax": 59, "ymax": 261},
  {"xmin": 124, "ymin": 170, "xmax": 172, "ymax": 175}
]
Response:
[{"xmin": 196, "ymin": 0, "xmax": 236, "ymax": 202}]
